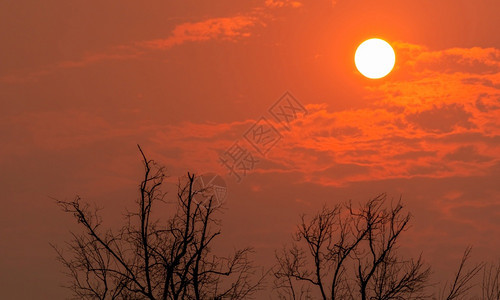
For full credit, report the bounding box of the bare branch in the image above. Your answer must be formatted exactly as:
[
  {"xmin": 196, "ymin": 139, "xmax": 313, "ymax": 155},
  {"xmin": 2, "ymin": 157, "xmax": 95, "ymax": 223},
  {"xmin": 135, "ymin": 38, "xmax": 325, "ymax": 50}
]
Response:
[
  {"xmin": 441, "ymin": 246, "xmax": 483, "ymax": 300},
  {"xmin": 482, "ymin": 260, "xmax": 500, "ymax": 300}
]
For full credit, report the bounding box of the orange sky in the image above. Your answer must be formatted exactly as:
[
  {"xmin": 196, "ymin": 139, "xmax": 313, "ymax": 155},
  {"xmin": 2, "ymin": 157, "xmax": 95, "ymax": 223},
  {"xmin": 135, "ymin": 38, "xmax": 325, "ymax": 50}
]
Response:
[{"xmin": 1, "ymin": 0, "xmax": 499, "ymax": 298}]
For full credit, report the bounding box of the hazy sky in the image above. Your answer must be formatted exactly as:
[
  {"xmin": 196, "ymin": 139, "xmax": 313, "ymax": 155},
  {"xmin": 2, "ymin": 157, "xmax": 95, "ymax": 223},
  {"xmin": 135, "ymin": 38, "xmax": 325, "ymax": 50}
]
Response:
[{"xmin": 1, "ymin": 0, "xmax": 499, "ymax": 298}]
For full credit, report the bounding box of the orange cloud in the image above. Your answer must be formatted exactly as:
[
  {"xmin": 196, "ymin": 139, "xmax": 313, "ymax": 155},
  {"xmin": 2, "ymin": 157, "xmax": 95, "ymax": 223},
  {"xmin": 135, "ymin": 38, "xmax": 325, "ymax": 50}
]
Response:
[
  {"xmin": 140, "ymin": 16, "xmax": 259, "ymax": 50},
  {"xmin": 265, "ymin": 0, "xmax": 303, "ymax": 8},
  {"xmin": 0, "ymin": 1, "xmax": 311, "ymax": 84},
  {"xmin": 393, "ymin": 42, "xmax": 500, "ymax": 74},
  {"xmin": 0, "ymin": 13, "xmax": 262, "ymax": 83}
]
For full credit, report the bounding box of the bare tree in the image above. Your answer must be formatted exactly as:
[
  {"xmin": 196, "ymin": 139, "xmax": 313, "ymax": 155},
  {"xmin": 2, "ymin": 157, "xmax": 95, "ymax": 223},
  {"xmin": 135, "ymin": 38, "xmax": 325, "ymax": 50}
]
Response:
[
  {"xmin": 482, "ymin": 261, "xmax": 500, "ymax": 300},
  {"xmin": 52, "ymin": 145, "xmax": 264, "ymax": 299},
  {"xmin": 273, "ymin": 194, "xmax": 430, "ymax": 300}
]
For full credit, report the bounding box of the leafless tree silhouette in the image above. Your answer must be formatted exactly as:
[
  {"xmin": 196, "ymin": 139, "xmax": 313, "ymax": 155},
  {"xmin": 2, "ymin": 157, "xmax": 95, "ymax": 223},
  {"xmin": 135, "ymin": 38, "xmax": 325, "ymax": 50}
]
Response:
[
  {"xmin": 482, "ymin": 261, "xmax": 500, "ymax": 300},
  {"xmin": 52, "ymin": 145, "xmax": 264, "ymax": 299},
  {"xmin": 273, "ymin": 194, "xmax": 431, "ymax": 300}
]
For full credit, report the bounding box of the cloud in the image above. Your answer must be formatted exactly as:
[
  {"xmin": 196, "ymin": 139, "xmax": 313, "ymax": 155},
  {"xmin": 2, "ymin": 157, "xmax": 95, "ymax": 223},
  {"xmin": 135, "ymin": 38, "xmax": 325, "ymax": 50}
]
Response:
[
  {"xmin": 1, "ymin": 12, "xmax": 263, "ymax": 83},
  {"xmin": 393, "ymin": 43, "xmax": 500, "ymax": 75},
  {"xmin": 265, "ymin": 0, "xmax": 303, "ymax": 8},
  {"xmin": 444, "ymin": 145, "xmax": 493, "ymax": 163},
  {"xmin": 406, "ymin": 104, "xmax": 474, "ymax": 133},
  {"xmin": 140, "ymin": 16, "xmax": 259, "ymax": 50},
  {"xmin": 0, "ymin": 0, "xmax": 326, "ymax": 84}
]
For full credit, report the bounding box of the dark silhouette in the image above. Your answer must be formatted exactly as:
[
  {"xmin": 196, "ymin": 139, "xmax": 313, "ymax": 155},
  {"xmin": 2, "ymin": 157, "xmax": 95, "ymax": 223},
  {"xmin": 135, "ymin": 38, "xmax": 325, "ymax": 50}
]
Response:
[
  {"xmin": 52, "ymin": 146, "xmax": 264, "ymax": 299},
  {"xmin": 273, "ymin": 194, "xmax": 431, "ymax": 300}
]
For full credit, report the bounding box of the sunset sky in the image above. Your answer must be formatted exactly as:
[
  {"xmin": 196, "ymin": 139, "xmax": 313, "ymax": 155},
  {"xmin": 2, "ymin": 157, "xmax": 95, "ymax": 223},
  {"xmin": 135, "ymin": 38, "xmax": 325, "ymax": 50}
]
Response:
[{"xmin": 1, "ymin": 0, "xmax": 499, "ymax": 298}]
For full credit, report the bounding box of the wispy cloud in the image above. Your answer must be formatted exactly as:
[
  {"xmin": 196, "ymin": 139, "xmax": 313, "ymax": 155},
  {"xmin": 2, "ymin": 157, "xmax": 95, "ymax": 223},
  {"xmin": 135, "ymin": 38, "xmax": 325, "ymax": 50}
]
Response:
[
  {"xmin": 139, "ymin": 15, "xmax": 259, "ymax": 50},
  {"xmin": 0, "ymin": 5, "xmax": 275, "ymax": 83}
]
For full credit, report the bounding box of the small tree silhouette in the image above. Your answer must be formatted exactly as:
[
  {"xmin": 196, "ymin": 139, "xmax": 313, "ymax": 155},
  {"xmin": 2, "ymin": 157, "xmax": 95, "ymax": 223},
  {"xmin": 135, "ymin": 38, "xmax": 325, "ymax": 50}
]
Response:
[
  {"xmin": 273, "ymin": 194, "xmax": 431, "ymax": 300},
  {"xmin": 52, "ymin": 146, "xmax": 264, "ymax": 299}
]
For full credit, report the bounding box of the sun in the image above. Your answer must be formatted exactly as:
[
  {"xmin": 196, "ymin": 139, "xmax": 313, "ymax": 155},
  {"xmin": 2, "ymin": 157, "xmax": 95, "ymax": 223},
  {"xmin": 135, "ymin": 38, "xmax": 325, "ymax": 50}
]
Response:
[{"xmin": 355, "ymin": 38, "xmax": 395, "ymax": 79}]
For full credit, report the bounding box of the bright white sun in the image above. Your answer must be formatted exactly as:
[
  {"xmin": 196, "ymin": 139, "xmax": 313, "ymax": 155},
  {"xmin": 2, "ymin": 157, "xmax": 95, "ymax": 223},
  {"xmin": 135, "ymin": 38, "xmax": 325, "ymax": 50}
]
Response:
[{"xmin": 355, "ymin": 38, "xmax": 395, "ymax": 79}]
